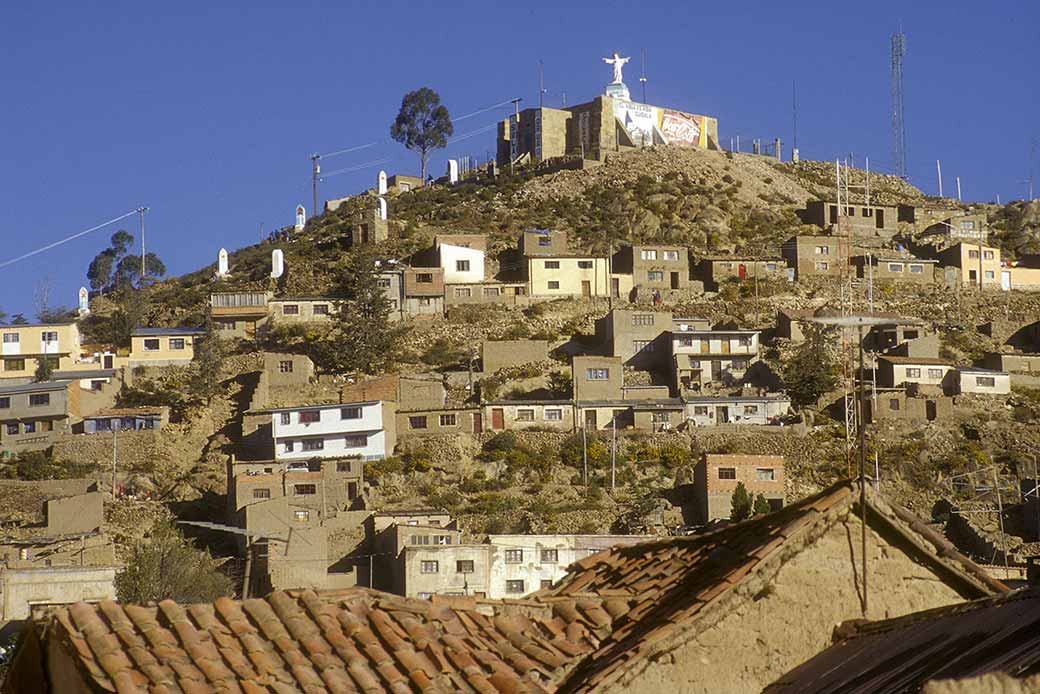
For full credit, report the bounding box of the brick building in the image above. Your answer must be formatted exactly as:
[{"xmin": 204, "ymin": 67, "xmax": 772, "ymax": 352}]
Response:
[{"xmin": 692, "ymin": 454, "xmax": 785, "ymax": 523}]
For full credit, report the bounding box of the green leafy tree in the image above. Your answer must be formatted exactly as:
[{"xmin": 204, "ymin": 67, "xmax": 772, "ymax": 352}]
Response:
[
  {"xmin": 87, "ymin": 230, "xmax": 166, "ymax": 292},
  {"xmin": 390, "ymin": 87, "xmax": 453, "ymax": 184},
  {"xmin": 314, "ymin": 248, "xmax": 407, "ymax": 374},
  {"xmin": 9, "ymin": 314, "xmax": 28, "ymax": 325},
  {"xmin": 114, "ymin": 521, "xmax": 233, "ymax": 604},
  {"xmin": 753, "ymin": 494, "xmax": 772, "ymax": 516},
  {"xmin": 0, "ymin": 307, "xmax": 7, "ymax": 323},
  {"xmin": 730, "ymin": 482, "xmax": 752, "ymax": 521},
  {"xmin": 33, "ymin": 358, "xmax": 54, "ymax": 383},
  {"xmin": 782, "ymin": 323, "xmax": 841, "ymax": 408},
  {"xmin": 190, "ymin": 320, "xmax": 225, "ymax": 405}
]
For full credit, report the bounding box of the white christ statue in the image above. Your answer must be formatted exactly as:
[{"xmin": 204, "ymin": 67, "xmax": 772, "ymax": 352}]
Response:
[{"xmin": 603, "ymin": 52, "xmax": 630, "ymax": 84}]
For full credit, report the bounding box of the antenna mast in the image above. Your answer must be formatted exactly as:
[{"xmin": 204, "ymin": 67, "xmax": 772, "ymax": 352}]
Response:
[
  {"xmin": 890, "ymin": 30, "xmax": 908, "ymax": 179},
  {"xmin": 639, "ymin": 49, "xmax": 647, "ymax": 103}
]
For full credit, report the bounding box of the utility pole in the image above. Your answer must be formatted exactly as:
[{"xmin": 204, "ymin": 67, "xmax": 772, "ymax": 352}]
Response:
[
  {"xmin": 137, "ymin": 207, "xmax": 149, "ymax": 281},
  {"xmin": 111, "ymin": 428, "xmax": 118, "ymax": 498},
  {"xmin": 639, "ymin": 49, "xmax": 648, "ymax": 103},
  {"xmin": 582, "ymin": 424, "xmax": 589, "ymax": 487},
  {"xmin": 538, "ymin": 60, "xmax": 546, "ymax": 108},
  {"xmin": 792, "ymin": 81, "xmax": 798, "ymax": 153},
  {"xmin": 957, "ymin": 176, "xmax": 962, "ymax": 202},
  {"xmin": 607, "ymin": 239, "xmax": 614, "ymax": 311},
  {"xmin": 937, "ymin": 160, "xmax": 943, "ymax": 197},
  {"xmin": 611, "ymin": 415, "xmax": 617, "ymax": 492},
  {"xmin": 310, "ymin": 154, "xmax": 321, "ymax": 219}
]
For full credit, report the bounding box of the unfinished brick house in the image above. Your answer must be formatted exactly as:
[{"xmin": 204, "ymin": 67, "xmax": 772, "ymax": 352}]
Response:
[{"xmin": 6, "ymin": 480, "xmax": 1006, "ymax": 694}]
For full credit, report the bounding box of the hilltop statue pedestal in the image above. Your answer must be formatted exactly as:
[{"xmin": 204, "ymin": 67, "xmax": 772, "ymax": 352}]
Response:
[{"xmin": 605, "ymin": 81, "xmax": 631, "ymax": 101}]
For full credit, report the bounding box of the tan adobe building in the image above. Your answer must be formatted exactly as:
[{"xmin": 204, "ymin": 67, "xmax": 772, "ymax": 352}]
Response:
[
  {"xmin": 402, "ymin": 266, "xmax": 445, "ymax": 316},
  {"xmin": 698, "ymin": 256, "xmax": 790, "ymax": 290},
  {"xmin": 865, "ymin": 389, "xmax": 953, "ymax": 424},
  {"xmin": 691, "ymin": 454, "xmax": 785, "ymax": 522},
  {"xmin": 781, "ymin": 234, "xmax": 851, "ymax": 279},
  {"xmin": 209, "ymin": 291, "xmax": 271, "ymax": 337},
  {"xmin": 527, "ymin": 254, "xmax": 633, "ymax": 298},
  {"xmin": 854, "ymin": 254, "xmax": 937, "ymax": 283},
  {"xmin": 129, "ymin": 327, "xmax": 204, "ymax": 366},
  {"xmin": 445, "ymin": 281, "xmax": 531, "ymax": 306},
  {"xmin": 599, "ymin": 309, "xmax": 672, "ymax": 368},
  {"xmin": 613, "ymin": 245, "xmax": 691, "ymax": 291},
  {"xmin": 519, "ymin": 229, "xmax": 569, "ymax": 256},
  {"xmin": 876, "ymin": 356, "xmax": 955, "ymax": 391},
  {"xmin": 685, "ymin": 393, "xmax": 791, "ymax": 426},
  {"xmin": 0, "ymin": 322, "xmax": 86, "ymax": 379},
  {"xmin": 268, "ymin": 297, "xmax": 337, "ymax": 324},
  {"xmin": 0, "ymin": 381, "xmax": 72, "ymax": 454},
  {"xmin": 484, "ymin": 401, "xmax": 574, "ymax": 432},
  {"xmin": 936, "ymin": 242, "xmax": 1001, "ymax": 287},
  {"xmin": 398, "ymin": 407, "xmax": 483, "ymax": 436},
  {"xmin": 572, "ymin": 356, "xmax": 623, "ymax": 402},
  {"xmin": 263, "ymin": 351, "xmax": 314, "ymax": 387},
  {"xmin": 803, "ymin": 200, "xmax": 899, "ymax": 237},
  {"xmin": 899, "ymin": 204, "xmax": 989, "ymax": 243}
]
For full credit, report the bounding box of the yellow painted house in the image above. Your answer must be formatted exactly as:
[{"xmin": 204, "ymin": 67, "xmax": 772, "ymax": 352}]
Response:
[
  {"xmin": 526, "ymin": 256, "xmax": 633, "ymax": 298},
  {"xmin": 0, "ymin": 322, "xmax": 86, "ymax": 379},
  {"xmin": 129, "ymin": 327, "xmax": 205, "ymax": 366}
]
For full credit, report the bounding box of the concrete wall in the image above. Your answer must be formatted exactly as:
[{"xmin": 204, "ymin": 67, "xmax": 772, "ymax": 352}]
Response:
[
  {"xmin": 937, "ymin": 244, "xmax": 1001, "ymax": 286},
  {"xmin": 1, "ymin": 566, "xmax": 116, "ymax": 621},
  {"xmin": 685, "ymin": 397, "xmax": 790, "ymax": 426},
  {"xmin": 484, "ymin": 402, "xmax": 574, "ymax": 432},
  {"xmin": 438, "ymin": 244, "xmax": 485, "ymax": 284},
  {"xmin": 604, "ymin": 310, "xmax": 671, "ymax": 368},
  {"xmin": 701, "ymin": 258, "xmax": 789, "ymax": 289},
  {"xmin": 263, "ymin": 352, "xmax": 314, "ymax": 387},
  {"xmin": 0, "ymin": 323, "xmax": 81, "ymax": 379},
  {"xmin": 621, "ymin": 246, "xmax": 691, "ymax": 291},
  {"xmin": 572, "ymin": 356, "xmax": 623, "ymax": 401},
  {"xmin": 782, "ymin": 236, "xmax": 849, "ymax": 279},
  {"xmin": 694, "ymin": 454, "xmax": 785, "ymax": 523},
  {"xmin": 803, "ymin": 200, "xmax": 898, "ymax": 236},
  {"xmin": 482, "ymin": 340, "xmax": 551, "ymax": 373},
  {"xmin": 519, "ymin": 230, "xmax": 568, "ymax": 256},
  {"xmin": 984, "ymin": 353, "xmax": 1040, "ymax": 373},
  {"xmin": 272, "ymin": 401, "xmax": 395, "ymax": 461},
  {"xmin": 268, "ymin": 299, "xmax": 337, "ymax": 324},
  {"xmin": 397, "ymin": 408, "xmax": 480, "ymax": 436},
  {"xmin": 957, "ymin": 371, "xmax": 1011, "ymax": 395}
]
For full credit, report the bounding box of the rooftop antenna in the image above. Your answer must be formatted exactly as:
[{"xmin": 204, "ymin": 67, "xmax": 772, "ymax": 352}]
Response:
[
  {"xmin": 639, "ymin": 48, "xmax": 648, "ymax": 103},
  {"xmin": 792, "ymin": 81, "xmax": 798, "ymax": 152},
  {"xmin": 891, "ymin": 28, "xmax": 908, "ymax": 180},
  {"xmin": 538, "ymin": 60, "xmax": 546, "ymax": 108}
]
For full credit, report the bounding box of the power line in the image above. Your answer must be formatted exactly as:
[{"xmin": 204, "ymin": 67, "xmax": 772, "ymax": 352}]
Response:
[
  {"xmin": 0, "ymin": 210, "xmax": 139, "ymax": 270},
  {"xmin": 319, "ymin": 158, "xmax": 393, "ymax": 181}
]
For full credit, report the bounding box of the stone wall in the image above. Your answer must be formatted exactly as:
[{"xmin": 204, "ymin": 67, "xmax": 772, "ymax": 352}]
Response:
[{"xmin": 51, "ymin": 430, "xmax": 167, "ymax": 474}]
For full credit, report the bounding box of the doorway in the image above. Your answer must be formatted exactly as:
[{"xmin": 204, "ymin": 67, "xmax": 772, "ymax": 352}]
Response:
[
  {"xmin": 103, "ymin": 354, "xmax": 114, "ymax": 369},
  {"xmin": 581, "ymin": 280, "xmax": 592, "ymax": 297},
  {"xmin": 670, "ymin": 272, "xmax": 680, "ymax": 289},
  {"xmin": 717, "ymin": 406, "xmax": 730, "ymax": 423},
  {"xmin": 584, "ymin": 409, "xmax": 598, "ymax": 429},
  {"xmin": 473, "ymin": 412, "xmax": 483, "ymax": 434},
  {"xmin": 491, "ymin": 408, "xmax": 504, "ymax": 430},
  {"xmin": 926, "ymin": 400, "xmax": 937, "ymax": 421}
]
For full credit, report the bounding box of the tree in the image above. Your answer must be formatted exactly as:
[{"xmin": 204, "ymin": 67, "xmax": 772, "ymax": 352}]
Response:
[
  {"xmin": 314, "ymin": 247, "xmax": 407, "ymax": 374},
  {"xmin": 0, "ymin": 307, "xmax": 6, "ymax": 324},
  {"xmin": 10, "ymin": 314, "xmax": 28, "ymax": 325},
  {"xmin": 190, "ymin": 319, "xmax": 225, "ymax": 404},
  {"xmin": 782, "ymin": 323, "xmax": 841, "ymax": 409},
  {"xmin": 390, "ymin": 87, "xmax": 453, "ymax": 184},
  {"xmin": 753, "ymin": 494, "xmax": 772, "ymax": 516},
  {"xmin": 33, "ymin": 357, "xmax": 54, "ymax": 383},
  {"xmin": 114, "ymin": 521, "xmax": 233, "ymax": 604},
  {"xmin": 730, "ymin": 482, "xmax": 752, "ymax": 521},
  {"xmin": 87, "ymin": 230, "xmax": 165, "ymax": 292}
]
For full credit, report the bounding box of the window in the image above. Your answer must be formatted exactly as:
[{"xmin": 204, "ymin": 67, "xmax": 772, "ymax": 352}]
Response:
[
  {"xmin": 718, "ymin": 467, "xmax": 736, "ymax": 480},
  {"xmin": 409, "ymin": 534, "xmax": 430, "ymax": 545},
  {"xmin": 927, "ymin": 368, "xmax": 944, "ymax": 379},
  {"xmin": 693, "ymin": 406, "xmax": 709, "ymax": 416},
  {"xmin": 577, "ymin": 260, "xmax": 593, "ymax": 269},
  {"xmin": 6, "ymin": 423, "xmax": 17, "ymax": 435},
  {"xmin": 677, "ymin": 336, "xmax": 694, "ymax": 347},
  {"xmin": 983, "ymin": 251, "xmax": 995, "ymax": 260},
  {"xmin": 984, "ymin": 271, "xmax": 995, "ymax": 280},
  {"xmin": 454, "ymin": 288, "xmax": 472, "ymax": 298},
  {"xmin": 294, "ymin": 510, "xmax": 310, "ymax": 522},
  {"xmin": 744, "ymin": 405, "xmax": 759, "ymax": 414},
  {"xmin": 418, "ymin": 297, "xmax": 432, "ymax": 306},
  {"xmin": 439, "ymin": 414, "xmax": 457, "ymax": 426},
  {"xmin": 738, "ymin": 336, "xmax": 752, "ymax": 347},
  {"xmin": 968, "ymin": 250, "xmax": 980, "ymax": 259},
  {"xmin": 285, "ymin": 441, "xmax": 294, "ymax": 452},
  {"xmin": 456, "ymin": 560, "xmax": 474, "ymax": 573},
  {"xmin": 420, "ymin": 561, "xmax": 439, "ymax": 574},
  {"xmin": 586, "ymin": 368, "xmax": 609, "ymax": 380},
  {"xmin": 409, "ymin": 416, "xmax": 428, "ymax": 429},
  {"xmin": 280, "ymin": 412, "xmax": 291, "ymax": 425},
  {"xmin": 3, "ymin": 358, "xmax": 24, "ymax": 371},
  {"xmin": 483, "ymin": 287, "xmax": 500, "ymax": 297},
  {"xmin": 143, "ymin": 338, "xmax": 160, "ymax": 351},
  {"xmin": 540, "ymin": 579, "xmax": 554, "ymax": 590},
  {"xmin": 663, "ymin": 250, "xmax": 679, "ymax": 261},
  {"xmin": 815, "ymin": 262, "xmax": 829, "ymax": 271},
  {"xmin": 647, "ymin": 271, "xmax": 664, "ymax": 282},
  {"xmin": 961, "ymin": 220, "xmax": 977, "ymax": 230},
  {"xmin": 540, "ymin": 549, "xmax": 558, "ymax": 563},
  {"xmin": 505, "ymin": 580, "xmax": 525, "ymax": 594},
  {"xmin": 547, "ymin": 281, "xmax": 560, "ymax": 290},
  {"xmin": 2, "ymin": 333, "xmax": 18, "ymax": 344},
  {"xmin": 28, "ymin": 393, "xmax": 50, "ymax": 407},
  {"xmin": 909, "ymin": 264, "xmax": 924, "ymax": 273},
  {"xmin": 377, "ymin": 278, "xmax": 392, "ymax": 288},
  {"xmin": 41, "ymin": 331, "xmax": 58, "ymax": 342},
  {"xmin": 0, "ymin": 397, "xmax": 8, "ymax": 409},
  {"xmin": 302, "ymin": 439, "xmax": 324, "ymax": 451},
  {"xmin": 505, "ymin": 549, "xmax": 523, "ymax": 563},
  {"xmin": 906, "ymin": 368, "xmax": 921, "ymax": 378},
  {"xmin": 888, "ymin": 263, "xmax": 904, "ymax": 273},
  {"xmin": 516, "ymin": 409, "xmax": 535, "ymax": 421},
  {"xmin": 766, "ymin": 262, "xmax": 777, "ymax": 271},
  {"xmin": 294, "ymin": 484, "xmax": 317, "ymax": 495},
  {"xmin": 279, "ymin": 360, "xmax": 293, "ymax": 373},
  {"xmin": 455, "ymin": 260, "xmax": 470, "ymax": 272},
  {"xmin": 253, "ymin": 488, "xmax": 271, "ymax": 500},
  {"xmin": 640, "ymin": 249, "xmax": 657, "ymax": 260},
  {"xmin": 730, "ymin": 359, "xmax": 748, "ymax": 370},
  {"xmin": 313, "ymin": 304, "xmax": 329, "ymax": 315},
  {"xmin": 169, "ymin": 338, "xmax": 186, "ymax": 350},
  {"xmin": 299, "ymin": 410, "xmax": 320, "ymax": 423},
  {"xmin": 23, "ymin": 421, "xmax": 36, "ymax": 434},
  {"xmin": 815, "ymin": 246, "xmax": 829, "ymax": 255},
  {"xmin": 544, "ymin": 261, "xmax": 560, "ymax": 269},
  {"xmin": 341, "ymin": 406, "xmax": 362, "ymax": 420},
  {"xmin": 282, "ymin": 304, "xmax": 300, "ymax": 315},
  {"xmin": 756, "ymin": 468, "xmax": 775, "ymax": 481},
  {"xmin": 976, "ymin": 376, "xmax": 996, "ymax": 387},
  {"xmin": 545, "ymin": 408, "xmax": 562, "ymax": 421},
  {"xmin": 417, "ymin": 592, "xmax": 432, "ymax": 600},
  {"xmin": 337, "ymin": 461, "xmax": 352, "ymax": 473},
  {"xmin": 538, "ymin": 237, "xmax": 551, "ymax": 246},
  {"xmin": 416, "ymin": 273, "xmax": 433, "ymax": 283},
  {"xmin": 344, "ymin": 434, "xmax": 367, "ymax": 448},
  {"xmin": 632, "ymin": 314, "xmax": 655, "ymax": 327}
]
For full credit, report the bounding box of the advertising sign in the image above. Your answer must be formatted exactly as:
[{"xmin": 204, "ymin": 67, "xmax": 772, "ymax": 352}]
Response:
[
  {"xmin": 613, "ymin": 98, "xmax": 715, "ymax": 149},
  {"xmin": 660, "ymin": 109, "xmax": 701, "ymax": 146}
]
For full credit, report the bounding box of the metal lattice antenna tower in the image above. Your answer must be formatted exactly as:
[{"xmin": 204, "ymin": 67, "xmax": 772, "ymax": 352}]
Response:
[{"xmin": 890, "ymin": 30, "xmax": 908, "ymax": 179}]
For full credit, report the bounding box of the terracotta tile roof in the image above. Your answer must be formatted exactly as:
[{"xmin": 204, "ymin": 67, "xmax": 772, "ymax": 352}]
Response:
[
  {"xmin": 764, "ymin": 588, "xmax": 1040, "ymax": 693},
  {"xmin": 536, "ymin": 480, "xmax": 1008, "ymax": 693},
  {"xmin": 17, "ymin": 587, "xmax": 601, "ymax": 693}
]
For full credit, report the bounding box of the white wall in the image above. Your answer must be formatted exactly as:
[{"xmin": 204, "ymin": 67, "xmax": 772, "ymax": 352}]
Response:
[
  {"xmin": 894, "ymin": 364, "xmax": 951, "ymax": 387},
  {"xmin": 438, "ymin": 244, "xmax": 485, "ymax": 284},
  {"xmin": 272, "ymin": 402, "xmax": 388, "ymax": 460},
  {"xmin": 686, "ymin": 398, "xmax": 789, "ymax": 426},
  {"xmin": 958, "ymin": 371, "xmax": 1011, "ymax": 395}
]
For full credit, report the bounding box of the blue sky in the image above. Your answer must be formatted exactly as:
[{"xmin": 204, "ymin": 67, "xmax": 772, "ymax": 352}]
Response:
[{"xmin": 1, "ymin": 0, "xmax": 1037, "ymax": 317}]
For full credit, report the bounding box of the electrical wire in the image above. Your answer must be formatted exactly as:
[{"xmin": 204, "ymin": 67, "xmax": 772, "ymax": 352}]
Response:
[
  {"xmin": 319, "ymin": 158, "xmax": 394, "ymax": 181},
  {"xmin": 0, "ymin": 210, "xmax": 139, "ymax": 270}
]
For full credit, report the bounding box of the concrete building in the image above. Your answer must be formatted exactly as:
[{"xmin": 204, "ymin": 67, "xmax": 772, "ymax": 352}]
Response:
[
  {"xmin": 433, "ymin": 235, "xmax": 486, "ymax": 284},
  {"xmin": 79, "ymin": 406, "xmax": 168, "ymax": 434},
  {"xmin": 481, "ymin": 339, "xmax": 551, "ymax": 373},
  {"xmin": 692, "ymin": 454, "xmax": 785, "ymax": 523},
  {"xmin": 518, "ymin": 229, "xmax": 569, "ymax": 257},
  {"xmin": 401, "ymin": 267, "xmax": 445, "ymax": 317},
  {"xmin": 0, "ymin": 381, "xmax": 72, "ymax": 454},
  {"xmin": 445, "ymin": 281, "xmax": 531, "ymax": 306},
  {"xmin": 129, "ymin": 327, "xmax": 204, "ymax": 366},
  {"xmin": 899, "ymin": 205, "xmax": 989, "ymax": 243},
  {"xmin": 209, "ymin": 291, "xmax": 271, "ymax": 337},
  {"xmin": 263, "ymin": 352, "xmax": 314, "ymax": 387},
  {"xmin": 268, "ymin": 298, "xmax": 338, "ymax": 324},
  {"xmin": 0, "ymin": 322, "xmax": 84, "ymax": 380},
  {"xmin": 781, "ymin": 235, "xmax": 850, "ymax": 280},
  {"xmin": 671, "ymin": 328, "xmax": 761, "ymax": 390},
  {"xmin": 228, "ymin": 457, "xmax": 363, "ymax": 520},
  {"xmin": 387, "ymin": 174, "xmax": 423, "ymax": 192},
  {"xmin": 599, "ymin": 309, "xmax": 672, "ymax": 369},
  {"xmin": 268, "ymin": 400, "xmax": 396, "ymax": 461},
  {"xmin": 876, "ymin": 356, "xmax": 955, "ymax": 391},
  {"xmin": 954, "ymin": 367, "xmax": 1011, "ymax": 395},
  {"xmin": 882, "ymin": 333, "xmax": 941, "ymax": 359},
  {"xmin": 865, "ymin": 389, "xmax": 954, "ymax": 424},
  {"xmin": 398, "ymin": 407, "xmax": 483, "ymax": 436},
  {"xmin": 802, "ymin": 200, "xmax": 899, "ymax": 237},
  {"xmin": 2, "ymin": 567, "xmax": 116, "ymax": 621},
  {"xmin": 854, "ymin": 255, "xmax": 937, "ymax": 283},
  {"xmin": 526, "ymin": 255, "xmax": 632, "ymax": 299},
  {"xmin": 698, "ymin": 257, "xmax": 790, "ymax": 290},
  {"xmin": 936, "ymin": 242, "xmax": 1001, "ymax": 287},
  {"xmin": 685, "ymin": 394, "xmax": 791, "ymax": 426},
  {"xmin": 483, "ymin": 401, "xmax": 574, "ymax": 432},
  {"xmin": 572, "ymin": 356, "xmax": 623, "ymax": 403},
  {"xmin": 613, "ymin": 245, "xmax": 691, "ymax": 291},
  {"xmin": 983, "ymin": 352, "xmax": 1040, "ymax": 374}
]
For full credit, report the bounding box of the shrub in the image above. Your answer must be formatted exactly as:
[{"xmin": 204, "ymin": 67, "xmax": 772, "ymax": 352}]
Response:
[{"xmin": 730, "ymin": 482, "xmax": 752, "ymax": 521}]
